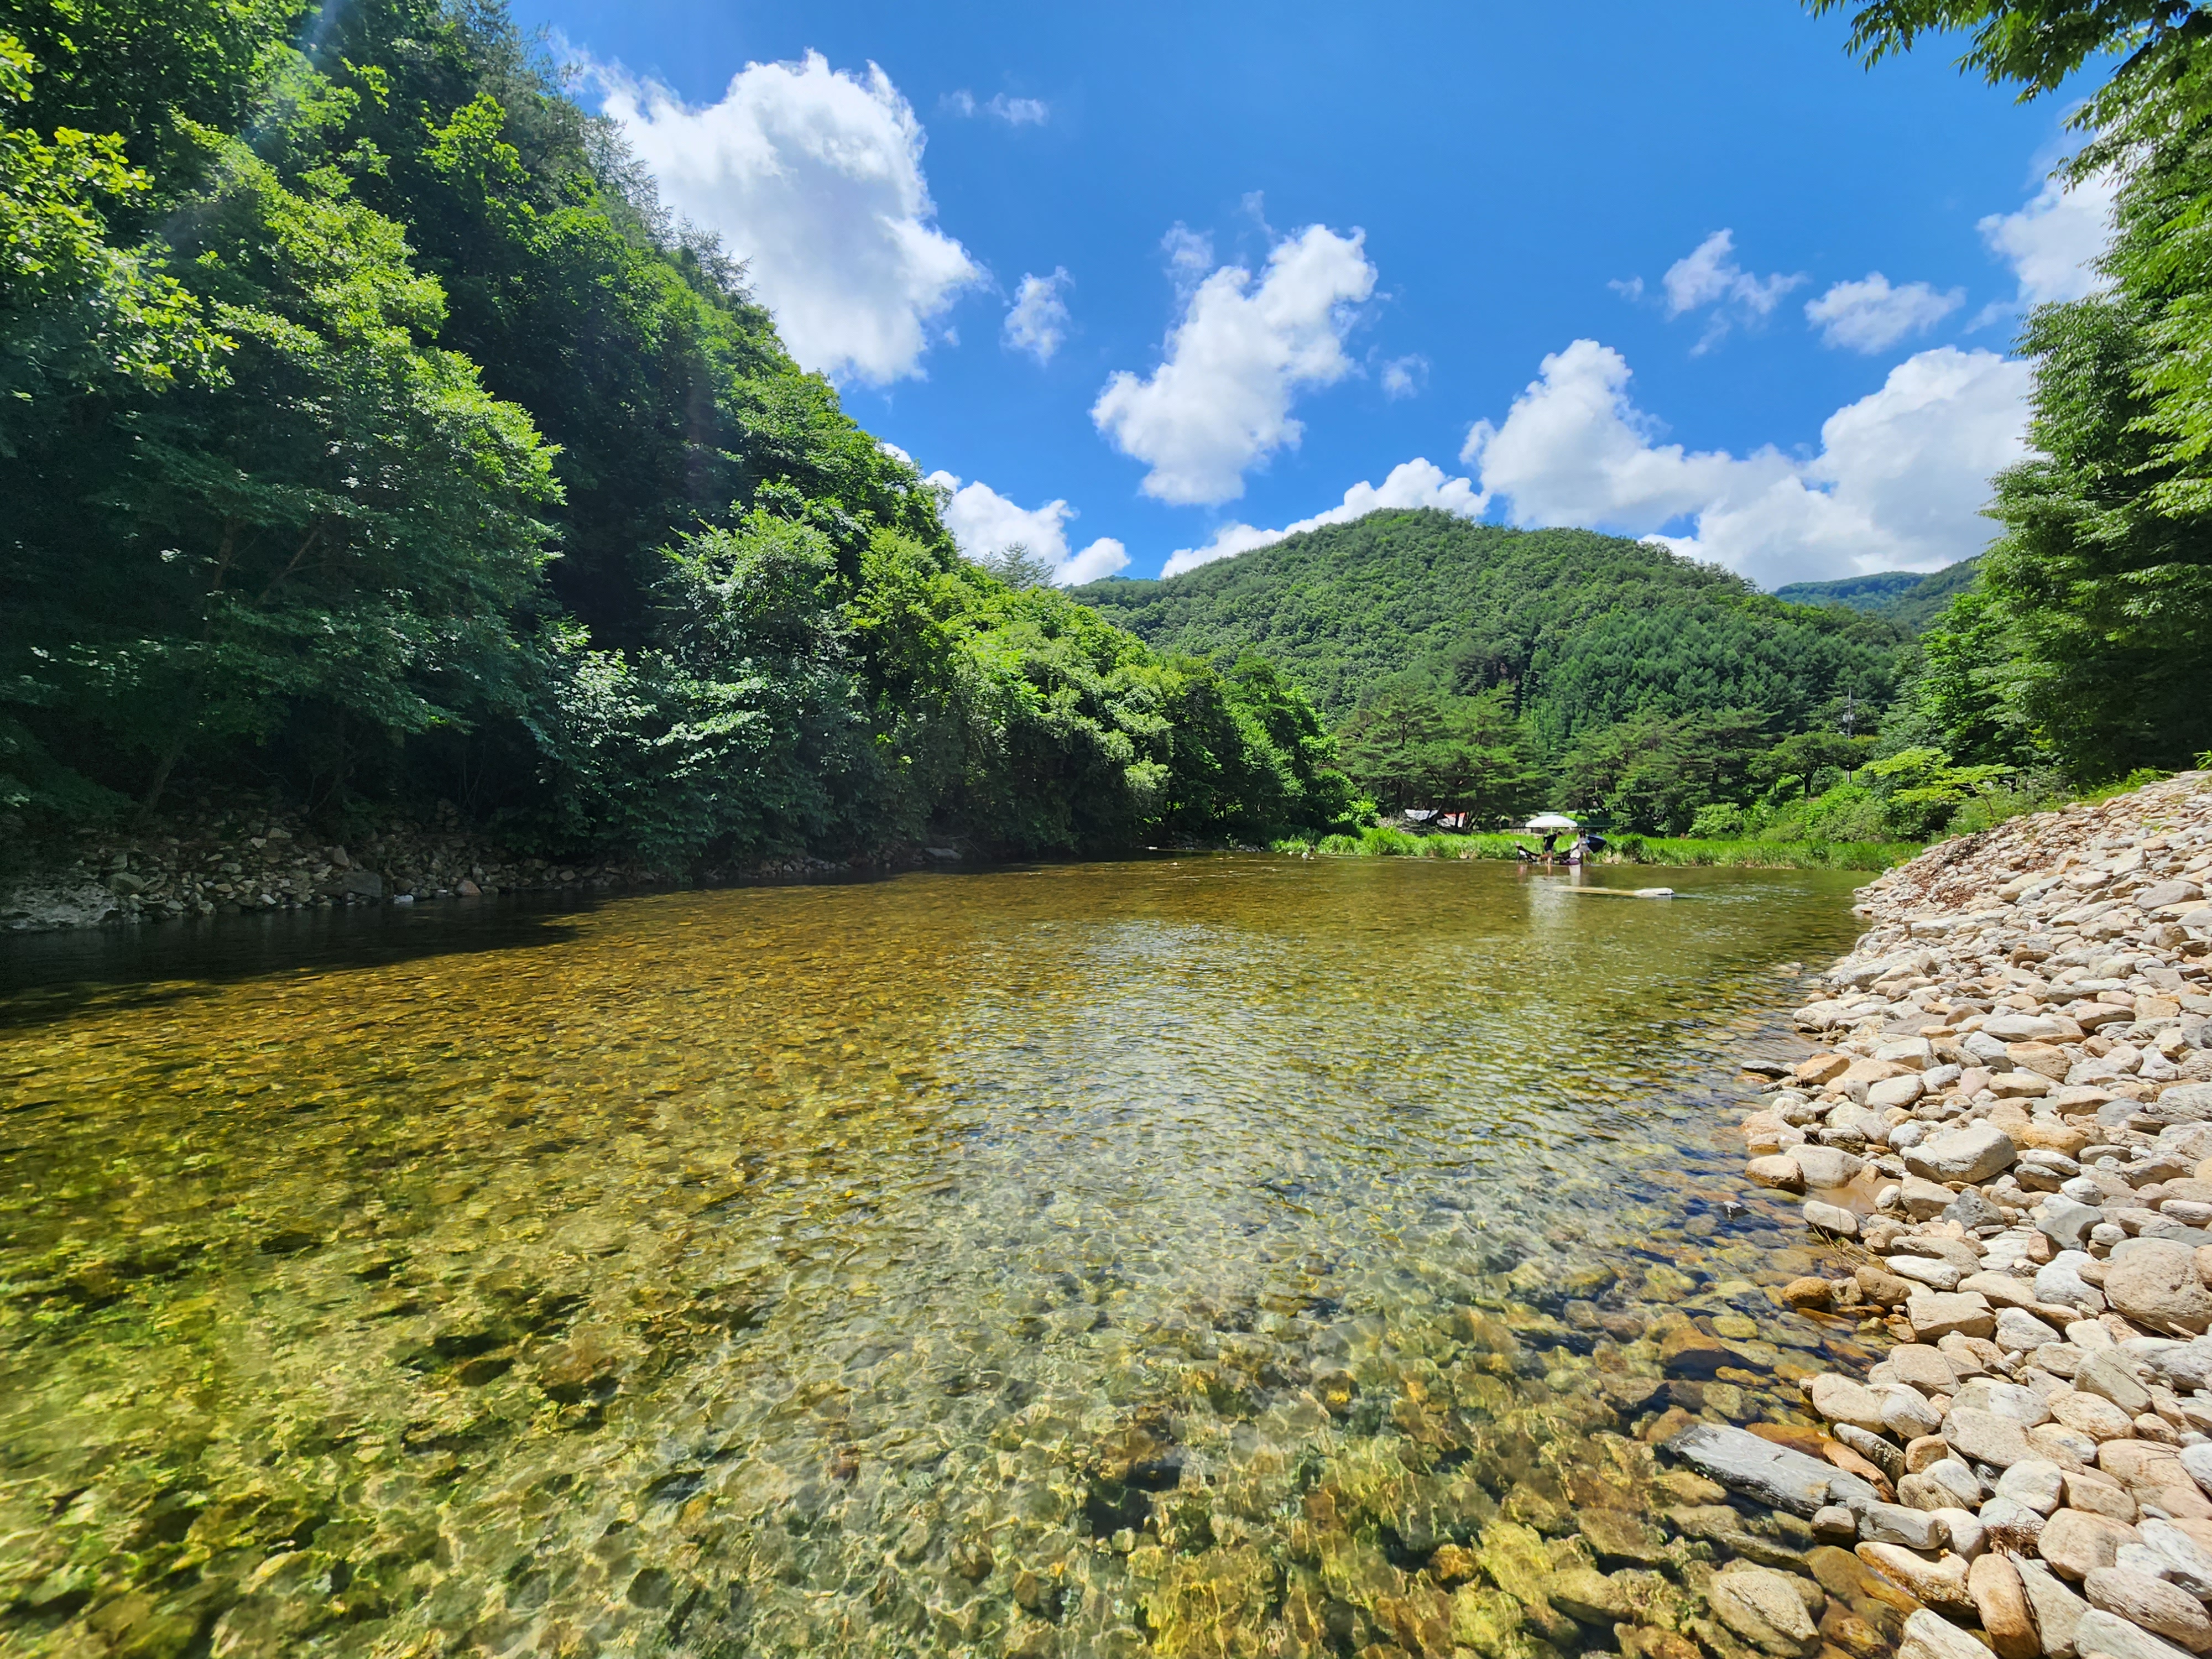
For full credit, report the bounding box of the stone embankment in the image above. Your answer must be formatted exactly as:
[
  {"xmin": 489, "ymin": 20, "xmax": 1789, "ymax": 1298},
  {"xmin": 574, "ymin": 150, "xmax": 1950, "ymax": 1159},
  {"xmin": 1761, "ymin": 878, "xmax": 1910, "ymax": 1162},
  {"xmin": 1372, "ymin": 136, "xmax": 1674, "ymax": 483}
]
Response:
[
  {"xmin": 1686, "ymin": 773, "xmax": 2212, "ymax": 1659},
  {"xmin": 0, "ymin": 795, "xmax": 927, "ymax": 932}
]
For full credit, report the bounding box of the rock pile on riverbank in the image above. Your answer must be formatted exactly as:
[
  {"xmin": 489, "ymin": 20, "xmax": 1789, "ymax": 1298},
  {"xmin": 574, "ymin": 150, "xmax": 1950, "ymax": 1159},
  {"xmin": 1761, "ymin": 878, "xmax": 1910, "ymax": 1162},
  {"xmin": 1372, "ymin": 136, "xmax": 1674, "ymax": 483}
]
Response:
[
  {"xmin": 0, "ymin": 792, "xmax": 921, "ymax": 931},
  {"xmin": 1705, "ymin": 773, "xmax": 2212, "ymax": 1659}
]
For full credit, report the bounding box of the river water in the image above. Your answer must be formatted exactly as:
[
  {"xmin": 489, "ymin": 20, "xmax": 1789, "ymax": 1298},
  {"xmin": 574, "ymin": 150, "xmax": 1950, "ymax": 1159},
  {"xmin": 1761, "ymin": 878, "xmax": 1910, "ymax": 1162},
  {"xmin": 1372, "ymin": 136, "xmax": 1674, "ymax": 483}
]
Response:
[{"xmin": 1, "ymin": 857, "xmax": 1882, "ymax": 1659}]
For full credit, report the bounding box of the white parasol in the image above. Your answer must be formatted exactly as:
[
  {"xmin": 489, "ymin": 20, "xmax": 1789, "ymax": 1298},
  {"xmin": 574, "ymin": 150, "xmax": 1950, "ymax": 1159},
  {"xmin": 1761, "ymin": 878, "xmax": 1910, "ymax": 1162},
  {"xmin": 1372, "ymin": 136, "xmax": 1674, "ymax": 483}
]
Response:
[{"xmin": 1524, "ymin": 813, "xmax": 1578, "ymax": 831}]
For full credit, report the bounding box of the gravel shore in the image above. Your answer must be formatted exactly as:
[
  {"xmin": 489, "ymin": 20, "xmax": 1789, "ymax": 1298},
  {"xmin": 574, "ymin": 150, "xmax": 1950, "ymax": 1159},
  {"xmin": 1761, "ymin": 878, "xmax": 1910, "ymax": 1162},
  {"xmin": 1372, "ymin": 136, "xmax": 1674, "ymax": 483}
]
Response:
[{"xmin": 1687, "ymin": 773, "xmax": 2212, "ymax": 1659}]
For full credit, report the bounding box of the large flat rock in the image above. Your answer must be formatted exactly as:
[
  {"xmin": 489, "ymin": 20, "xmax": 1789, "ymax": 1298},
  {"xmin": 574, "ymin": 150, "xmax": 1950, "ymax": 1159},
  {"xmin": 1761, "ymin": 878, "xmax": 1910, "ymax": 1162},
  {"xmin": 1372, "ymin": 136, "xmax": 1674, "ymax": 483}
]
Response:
[{"xmin": 1664, "ymin": 1422, "xmax": 1879, "ymax": 1516}]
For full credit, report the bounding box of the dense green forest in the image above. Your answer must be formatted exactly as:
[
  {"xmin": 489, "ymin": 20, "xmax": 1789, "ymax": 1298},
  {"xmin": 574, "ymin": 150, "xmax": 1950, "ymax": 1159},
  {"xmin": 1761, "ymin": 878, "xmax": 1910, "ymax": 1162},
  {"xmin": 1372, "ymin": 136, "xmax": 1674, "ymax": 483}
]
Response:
[
  {"xmin": 1070, "ymin": 512, "xmax": 1916, "ymax": 834},
  {"xmin": 1807, "ymin": 0, "xmax": 2212, "ymax": 782},
  {"xmin": 1772, "ymin": 558, "xmax": 1980, "ymax": 634},
  {"xmin": 0, "ymin": 0, "xmax": 1357, "ymax": 863}
]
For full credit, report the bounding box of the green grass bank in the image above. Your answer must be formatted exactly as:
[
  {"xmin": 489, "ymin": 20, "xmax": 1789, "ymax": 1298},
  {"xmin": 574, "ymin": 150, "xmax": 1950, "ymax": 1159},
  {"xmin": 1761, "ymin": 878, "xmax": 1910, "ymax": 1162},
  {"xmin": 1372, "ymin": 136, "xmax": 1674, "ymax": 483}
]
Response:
[{"xmin": 1272, "ymin": 826, "xmax": 1919, "ymax": 872}]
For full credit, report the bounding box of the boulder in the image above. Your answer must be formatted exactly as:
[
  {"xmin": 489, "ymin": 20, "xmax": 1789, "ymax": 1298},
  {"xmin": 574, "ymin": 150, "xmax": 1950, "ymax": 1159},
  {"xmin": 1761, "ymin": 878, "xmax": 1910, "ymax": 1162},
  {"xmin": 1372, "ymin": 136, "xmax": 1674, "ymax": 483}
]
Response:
[
  {"xmin": 1898, "ymin": 1608, "xmax": 1995, "ymax": 1659},
  {"xmin": 2063, "ymin": 1468, "xmax": 2141, "ymax": 1523},
  {"xmin": 2084, "ymin": 1566, "xmax": 2212, "ymax": 1653},
  {"xmin": 1858, "ymin": 1543, "xmax": 1973, "ymax": 1613},
  {"xmin": 1870, "ymin": 1073, "xmax": 1928, "ymax": 1110},
  {"xmin": 1911, "ymin": 1290, "xmax": 1997, "ymax": 1341},
  {"xmin": 2103, "ymin": 1240, "xmax": 2212, "ymax": 1334},
  {"xmin": 2077, "ymin": 1352, "xmax": 2154, "ymax": 1416},
  {"xmin": 1708, "ymin": 1565, "xmax": 1824, "ymax": 1658},
  {"xmin": 1891, "ymin": 1344, "xmax": 1963, "ymax": 1392},
  {"xmin": 1804, "ymin": 1199, "xmax": 1859, "ymax": 1236},
  {"xmin": 1948, "ymin": 1407, "xmax": 2037, "ymax": 1469},
  {"xmin": 2182, "ymin": 1443, "xmax": 2212, "ymax": 1498},
  {"xmin": 1997, "ymin": 1307, "xmax": 2065, "ymax": 1352},
  {"xmin": 2071, "ymin": 1608, "xmax": 2200, "ymax": 1659},
  {"xmin": 2041, "ymin": 1508, "xmax": 2142, "ymax": 1579},
  {"xmin": 2131, "ymin": 1518, "xmax": 2212, "ymax": 1598},
  {"xmin": 2050, "ymin": 1388, "xmax": 2137, "ymax": 1441},
  {"xmin": 1797, "ymin": 1145, "xmax": 1867, "ymax": 1190},
  {"xmin": 1748, "ymin": 1155, "xmax": 1806, "ymax": 1191},
  {"xmin": 1955, "ymin": 1378, "xmax": 2054, "ymax": 1426},
  {"xmin": 2015, "ymin": 1553, "xmax": 2090, "ymax": 1658},
  {"xmin": 1892, "ymin": 1254, "xmax": 1967, "ymax": 1291},
  {"xmin": 1903, "ymin": 1175, "xmax": 1961, "ymax": 1219},
  {"xmin": 2100, "ymin": 1442, "xmax": 2212, "ymax": 1521},
  {"xmin": 1665, "ymin": 1423, "xmax": 1878, "ymax": 1516},
  {"xmin": 1971, "ymin": 1551, "xmax": 2042, "ymax": 1659},
  {"xmin": 1858, "ymin": 1500, "xmax": 1948, "ymax": 1549},
  {"xmin": 1997, "ymin": 1459, "xmax": 2068, "ymax": 1517},
  {"xmin": 1910, "ymin": 1121, "xmax": 2020, "ymax": 1184}
]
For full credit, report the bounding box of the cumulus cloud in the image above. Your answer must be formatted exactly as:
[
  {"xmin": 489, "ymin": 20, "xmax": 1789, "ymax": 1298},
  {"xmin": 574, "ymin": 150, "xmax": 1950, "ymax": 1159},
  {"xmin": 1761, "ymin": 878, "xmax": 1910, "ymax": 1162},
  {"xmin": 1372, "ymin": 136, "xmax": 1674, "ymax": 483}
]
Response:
[
  {"xmin": 1643, "ymin": 230, "xmax": 1806, "ymax": 352},
  {"xmin": 1092, "ymin": 224, "xmax": 1377, "ymax": 505},
  {"xmin": 1979, "ymin": 169, "xmax": 2119, "ymax": 309},
  {"xmin": 1004, "ymin": 268, "xmax": 1071, "ymax": 363},
  {"xmin": 1663, "ymin": 229, "xmax": 1805, "ymax": 316},
  {"xmin": 942, "ymin": 89, "xmax": 1048, "ymax": 125},
  {"xmin": 1161, "ymin": 458, "xmax": 1484, "ymax": 577},
  {"xmin": 1806, "ymin": 273, "xmax": 1965, "ymax": 352},
  {"xmin": 1379, "ymin": 354, "xmax": 1428, "ymax": 400},
  {"xmin": 927, "ymin": 470, "xmax": 1128, "ymax": 585},
  {"xmin": 596, "ymin": 51, "xmax": 982, "ymax": 385},
  {"xmin": 1459, "ymin": 338, "xmax": 2031, "ymax": 588}
]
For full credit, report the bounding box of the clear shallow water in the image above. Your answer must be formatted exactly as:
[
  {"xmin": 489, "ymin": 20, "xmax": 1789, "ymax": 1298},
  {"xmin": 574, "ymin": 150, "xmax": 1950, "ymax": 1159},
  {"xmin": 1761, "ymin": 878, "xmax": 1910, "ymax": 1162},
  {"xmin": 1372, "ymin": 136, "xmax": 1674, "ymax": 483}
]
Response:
[{"xmin": 1, "ymin": 857, "xmax": 1880, "ymax": 1659}]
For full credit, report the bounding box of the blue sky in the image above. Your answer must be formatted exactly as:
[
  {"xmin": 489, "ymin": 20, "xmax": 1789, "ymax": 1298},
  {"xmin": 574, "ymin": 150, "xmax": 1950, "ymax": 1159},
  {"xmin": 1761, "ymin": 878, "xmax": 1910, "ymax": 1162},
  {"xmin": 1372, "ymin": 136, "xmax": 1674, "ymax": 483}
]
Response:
[{"xmin": 510, "ymin": 0, "xmax": 2112, "ymax": 588}]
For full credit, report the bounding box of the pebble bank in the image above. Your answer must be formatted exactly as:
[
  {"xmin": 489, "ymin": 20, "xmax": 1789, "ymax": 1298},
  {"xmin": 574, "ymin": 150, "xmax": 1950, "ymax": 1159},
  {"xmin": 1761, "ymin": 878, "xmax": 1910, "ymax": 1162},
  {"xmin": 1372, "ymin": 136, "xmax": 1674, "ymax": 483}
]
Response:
[{"xmin": 1692, "ymin": 772, "xmax": 2212, "ymax": 1659}]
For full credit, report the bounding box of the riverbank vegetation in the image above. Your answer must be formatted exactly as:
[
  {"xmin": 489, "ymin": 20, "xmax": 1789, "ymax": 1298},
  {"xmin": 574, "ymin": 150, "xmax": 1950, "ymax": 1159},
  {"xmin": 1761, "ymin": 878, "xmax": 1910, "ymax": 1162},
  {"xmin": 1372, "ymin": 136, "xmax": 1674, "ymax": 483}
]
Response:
[
  {"xmin": 1274, "ymin": 826, "xmax": 1918, "ymax": 871},
  {"xmin": 1804, "ymin": 0, "xmax": 2212, "ymax": 784},
  {"xmin": 0, "ymin": 0, "xmax": 1359, "ymax": 866}
]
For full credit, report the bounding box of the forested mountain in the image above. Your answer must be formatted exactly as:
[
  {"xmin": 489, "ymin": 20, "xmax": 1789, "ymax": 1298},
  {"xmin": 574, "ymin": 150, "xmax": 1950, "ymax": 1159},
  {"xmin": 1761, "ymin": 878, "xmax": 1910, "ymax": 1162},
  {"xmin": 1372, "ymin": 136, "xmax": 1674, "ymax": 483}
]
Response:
[
  {"xmin": 0, "ymin": 0, "xmax": 1356, "ymax": 860},
  {"xmin": 1773, "ymin": 559, "xmax": 1980, "ymax": 634},
  {"xmin": 1070, "ymin": 512, "xmax": 1908, "ymax": 742},
  {"xmin": 1069, "ymin": 512, "xmax": 1912, "ymax": 834}
]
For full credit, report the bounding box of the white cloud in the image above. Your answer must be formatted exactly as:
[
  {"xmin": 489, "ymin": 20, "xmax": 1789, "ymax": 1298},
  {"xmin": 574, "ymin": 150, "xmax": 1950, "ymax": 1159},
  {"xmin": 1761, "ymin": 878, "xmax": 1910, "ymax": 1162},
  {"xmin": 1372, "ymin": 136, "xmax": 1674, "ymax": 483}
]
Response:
[
  {"xmin": 596, "ymin": 51, "xmax": 982, "ymax": 386},
  {"xmin": 1380, "ymin": 354, "xmax": 1428, "ymax": 399},
  {"xmin": 1003, "ymin": 269, "xmax": 1071, "ymax": 363},
  {"xmin": 1663, "ymin": 229, "xmax": 1804, "ymax": 318},
  {"xmin": 1805, "ymin": 273, "xmax": 1965, "ymax": 352},
  {"xmin": 926, "ymin": 470, "xmax": 1128, "ymax": 585},
  {"xmin": 1092, "ymin": 223, "xmax": 1377, "ymax": 505},
  {"xmin": 1459, "ymin": 338, "xmax": 2031, "ymax": 588},
  {"xmin": 1160, "ymin": 223, "xmax": 1215, "ymax": 295},
  {"xmin": 1161, "ymin": 458, "xmax": 1485, "ymax": 577},
  {"xmin": 1649, "ymin": 230, "xmax": 1806, "ymax": 352},
  {"xmin": 942, "ymin": 89, "xmax": 1048, "ymax": 125},
  {"xmin": 1979, "ymin": 169, "xmax": 2119, "ymax": 309}
]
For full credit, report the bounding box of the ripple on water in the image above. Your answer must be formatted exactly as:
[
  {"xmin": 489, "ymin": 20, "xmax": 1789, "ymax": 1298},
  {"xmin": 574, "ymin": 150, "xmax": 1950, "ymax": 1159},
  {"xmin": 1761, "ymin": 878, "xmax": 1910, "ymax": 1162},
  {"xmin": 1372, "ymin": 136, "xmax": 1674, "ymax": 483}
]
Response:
[{"xmin": 0, "ymin": 857, "xmax": 1887, "ymax": 1659}]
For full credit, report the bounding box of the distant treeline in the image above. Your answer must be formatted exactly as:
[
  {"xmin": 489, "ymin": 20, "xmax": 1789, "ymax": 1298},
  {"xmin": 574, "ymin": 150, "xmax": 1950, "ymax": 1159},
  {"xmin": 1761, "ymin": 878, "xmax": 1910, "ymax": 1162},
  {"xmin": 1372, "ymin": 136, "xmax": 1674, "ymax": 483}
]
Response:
[{"xmin": 0, "ymin": 0, "xmax": 1358, "ymax": 860}]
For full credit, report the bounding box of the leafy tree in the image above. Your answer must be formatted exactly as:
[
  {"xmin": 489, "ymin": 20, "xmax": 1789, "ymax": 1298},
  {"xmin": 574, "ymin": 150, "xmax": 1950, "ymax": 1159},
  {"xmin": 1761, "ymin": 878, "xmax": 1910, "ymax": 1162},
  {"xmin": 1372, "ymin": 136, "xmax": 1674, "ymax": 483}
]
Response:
[
  {"xmin": 0, "ymin": 0, "xmax": 1359, "ymax": 862},
  {"xmin": 1807, "ymin": 0, "xmax": 2212, "ymax": 778},
  {"xmin": 0, "ymin": 34, "xmax": 225, "ymax": 454},
  {"xmin": 1860, "ymin": 747, "xmax": 2018, "ymax": 838}
]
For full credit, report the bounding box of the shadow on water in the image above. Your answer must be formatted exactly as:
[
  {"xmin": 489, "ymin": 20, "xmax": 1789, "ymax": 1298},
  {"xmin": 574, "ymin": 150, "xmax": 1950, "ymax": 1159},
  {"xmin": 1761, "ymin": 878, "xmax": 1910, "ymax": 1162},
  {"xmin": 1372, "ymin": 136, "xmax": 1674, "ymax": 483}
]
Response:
[{"xmin": 0, "ymin": 893, "xmax": 596, "ymax": 1030}]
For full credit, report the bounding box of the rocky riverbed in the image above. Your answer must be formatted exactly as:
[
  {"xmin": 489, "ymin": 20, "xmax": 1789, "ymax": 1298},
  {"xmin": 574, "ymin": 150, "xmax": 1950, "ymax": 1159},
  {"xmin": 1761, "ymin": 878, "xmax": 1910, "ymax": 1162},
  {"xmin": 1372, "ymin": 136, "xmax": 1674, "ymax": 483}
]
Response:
[
  {"xmin": 1697, "ymin": 772, "xmax": 2212, "ymax": 1659},
  {"xmin": 0, "ymin": 794, "xmax": 928, "ymax": 932}
]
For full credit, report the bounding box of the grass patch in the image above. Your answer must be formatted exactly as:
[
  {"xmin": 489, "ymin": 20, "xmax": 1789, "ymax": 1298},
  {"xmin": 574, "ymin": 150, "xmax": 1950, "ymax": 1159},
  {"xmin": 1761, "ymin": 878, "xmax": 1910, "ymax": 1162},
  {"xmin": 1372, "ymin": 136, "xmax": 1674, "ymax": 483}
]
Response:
[{"xmin": 1274, "ymin": 827, "xmax": 1917, "ymax": 872}]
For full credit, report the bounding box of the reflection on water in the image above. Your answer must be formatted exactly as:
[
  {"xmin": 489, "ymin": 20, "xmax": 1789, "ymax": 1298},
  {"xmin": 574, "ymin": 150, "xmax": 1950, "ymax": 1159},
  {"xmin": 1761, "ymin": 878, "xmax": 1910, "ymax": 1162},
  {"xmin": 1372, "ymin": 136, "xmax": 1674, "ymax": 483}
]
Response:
[{"xmin": 2, "ymin": 858, "xmax": 1875, "ymax": 1659}]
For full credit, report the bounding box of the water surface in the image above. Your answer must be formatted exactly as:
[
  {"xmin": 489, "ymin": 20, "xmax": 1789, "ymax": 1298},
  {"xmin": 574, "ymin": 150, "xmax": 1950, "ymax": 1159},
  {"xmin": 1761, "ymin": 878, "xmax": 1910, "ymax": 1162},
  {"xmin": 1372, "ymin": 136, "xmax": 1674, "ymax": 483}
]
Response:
[{"xmin": 2, "ymin": 857, "xmax": 1877, "ymax": 1659}]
